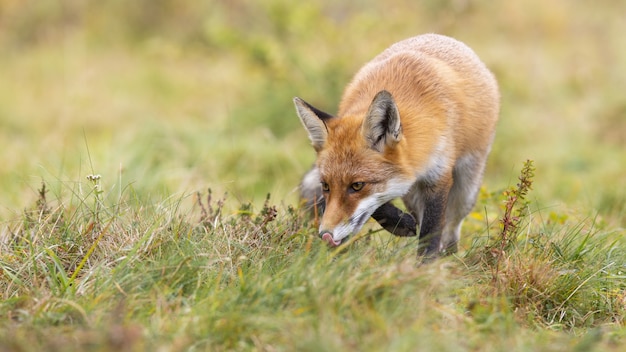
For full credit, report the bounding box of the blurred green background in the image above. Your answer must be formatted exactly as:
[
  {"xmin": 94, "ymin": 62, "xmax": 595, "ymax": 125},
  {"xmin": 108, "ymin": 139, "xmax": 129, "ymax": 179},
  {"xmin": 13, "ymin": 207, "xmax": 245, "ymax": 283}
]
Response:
[{"xmin": 1, "ymin": 0, "xmax": 624, "ymax": 225}]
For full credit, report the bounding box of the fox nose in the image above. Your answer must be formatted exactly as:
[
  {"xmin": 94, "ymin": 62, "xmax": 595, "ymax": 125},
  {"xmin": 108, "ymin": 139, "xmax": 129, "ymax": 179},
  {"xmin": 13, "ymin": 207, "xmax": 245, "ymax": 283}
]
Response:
[{"xmin": 321, "ymin": 232, "xmax": 341, "ymax": 247}]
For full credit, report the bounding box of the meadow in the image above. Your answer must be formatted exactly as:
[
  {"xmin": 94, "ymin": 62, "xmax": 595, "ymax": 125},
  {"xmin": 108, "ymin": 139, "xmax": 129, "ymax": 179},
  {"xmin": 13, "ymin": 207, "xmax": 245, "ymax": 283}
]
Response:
[{"xmin": 0, "ymin": 0, "xmax": 625, "ymax": 351}]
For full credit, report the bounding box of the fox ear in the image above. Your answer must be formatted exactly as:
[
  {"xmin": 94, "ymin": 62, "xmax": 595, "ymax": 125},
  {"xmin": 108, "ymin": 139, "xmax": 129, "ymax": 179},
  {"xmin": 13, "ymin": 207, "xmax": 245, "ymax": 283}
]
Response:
[
  {"xmin": 293, "ymin": 97, "xmax": 333, "ymax": 152},
  {"xmin": 362, "ymin": 90, "xmax": 402, "ymax": 152}
]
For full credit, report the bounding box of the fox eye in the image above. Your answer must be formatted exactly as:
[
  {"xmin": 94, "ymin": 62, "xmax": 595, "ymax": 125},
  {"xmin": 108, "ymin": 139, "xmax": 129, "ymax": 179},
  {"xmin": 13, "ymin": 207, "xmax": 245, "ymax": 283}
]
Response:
[
  {"xmin": 321, "ymin": 182, "xmax": 330, "ymax": 192},
  {"xmin": 350, "ymin": 182, "xmax": 365, "ymax": 192}
]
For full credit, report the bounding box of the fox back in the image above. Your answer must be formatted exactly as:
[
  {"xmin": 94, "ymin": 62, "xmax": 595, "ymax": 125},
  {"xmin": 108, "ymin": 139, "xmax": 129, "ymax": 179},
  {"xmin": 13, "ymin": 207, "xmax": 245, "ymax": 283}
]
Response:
[{"xmin": 294, "ymin": 34, "xmax": 499, "ymax": 259}]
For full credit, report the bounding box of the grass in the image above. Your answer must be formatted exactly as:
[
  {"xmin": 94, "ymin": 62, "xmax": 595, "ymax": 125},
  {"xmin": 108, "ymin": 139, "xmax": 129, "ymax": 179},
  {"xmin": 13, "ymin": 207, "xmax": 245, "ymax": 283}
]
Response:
[
  {"xmin": 1, "ymin": 0, "xmax": 626, "ymax": 351},
  {"xmin": 1, "ymin": 168, "xmax": 625, "ymax": 351}
]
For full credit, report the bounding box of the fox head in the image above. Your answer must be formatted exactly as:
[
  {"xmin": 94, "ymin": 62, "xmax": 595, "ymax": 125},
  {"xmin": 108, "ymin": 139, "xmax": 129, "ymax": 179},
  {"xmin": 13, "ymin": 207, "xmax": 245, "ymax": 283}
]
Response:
[{"xmin": 294, "ymin": 90, "xmax": 414, "ymax": 246}]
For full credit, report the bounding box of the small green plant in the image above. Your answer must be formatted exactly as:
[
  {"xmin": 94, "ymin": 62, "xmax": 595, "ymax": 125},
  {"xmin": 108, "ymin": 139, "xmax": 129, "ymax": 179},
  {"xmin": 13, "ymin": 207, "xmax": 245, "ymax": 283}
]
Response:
[
  {"xmin": 196, "ymin": 188, "xmax": 227, "ymax": 229},
  {"xmin": 86, "ymin": 174, "xmax": 104, "ymax": 226},
  {"xmin": 487, "ymin": 159, "xmax": 535, "ymax": 279},
  {"xmin": 499, "ymin": 160, "xmax": 535, "ymax": 247}
]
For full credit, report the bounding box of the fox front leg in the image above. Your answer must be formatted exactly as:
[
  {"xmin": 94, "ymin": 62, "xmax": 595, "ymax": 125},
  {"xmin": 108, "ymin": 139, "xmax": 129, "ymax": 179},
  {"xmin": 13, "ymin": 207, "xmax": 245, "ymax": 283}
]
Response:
[
  {"xmin": 408, "ymin": 178, "xmax": 452, "ymax": 261},
  {"xmin": 371, "ymin": 202, "xmax": 417, "ymax": 237}
]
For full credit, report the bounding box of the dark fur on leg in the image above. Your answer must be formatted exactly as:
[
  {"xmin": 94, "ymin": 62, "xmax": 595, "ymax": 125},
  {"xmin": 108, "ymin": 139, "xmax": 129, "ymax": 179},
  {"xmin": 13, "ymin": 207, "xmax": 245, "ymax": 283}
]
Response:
[{"xmin": 371, "ymin": 202, "xmax": 417, "ymax": 237}]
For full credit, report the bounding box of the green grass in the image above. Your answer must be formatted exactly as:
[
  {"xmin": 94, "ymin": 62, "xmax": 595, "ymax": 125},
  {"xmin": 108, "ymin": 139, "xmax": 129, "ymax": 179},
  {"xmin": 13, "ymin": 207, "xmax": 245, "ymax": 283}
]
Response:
[
  {"xmin": 1, "ymin": 0, "xmax": 626, "ymax": 351},
  {"xmin": 2, "ymin": 169, "xmax": 625, "ymax": 351}
]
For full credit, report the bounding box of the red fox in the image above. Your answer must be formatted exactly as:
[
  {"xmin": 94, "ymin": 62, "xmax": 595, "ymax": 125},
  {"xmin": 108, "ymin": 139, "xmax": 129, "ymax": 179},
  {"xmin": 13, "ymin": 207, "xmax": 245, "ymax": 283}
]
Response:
[{"xmin": 295, "ymin": 34, "xmax": 499, "ymax": 259}]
